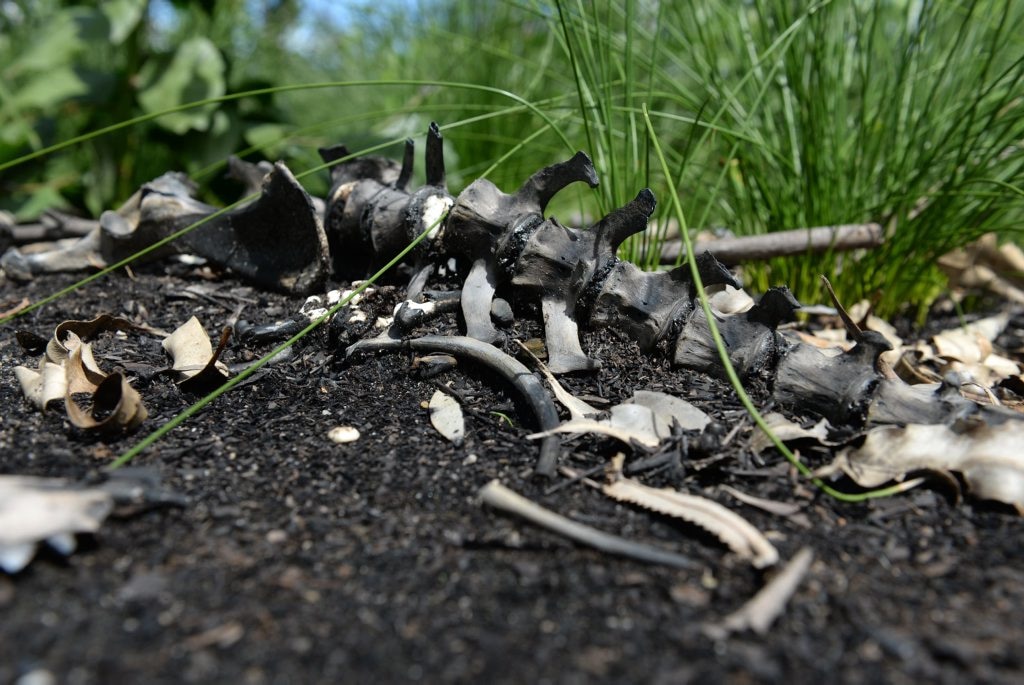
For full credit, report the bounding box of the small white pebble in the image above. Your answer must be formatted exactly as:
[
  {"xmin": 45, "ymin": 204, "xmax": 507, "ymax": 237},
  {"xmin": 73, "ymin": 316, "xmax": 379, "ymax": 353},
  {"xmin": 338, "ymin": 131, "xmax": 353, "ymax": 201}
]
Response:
[
  {"xmin": 462, "ymin": 454, "xmax": 478, "ymax": 466},
  {"xmin": 327, "ymin": 426, "xmax": 360, "ymax": 444}
]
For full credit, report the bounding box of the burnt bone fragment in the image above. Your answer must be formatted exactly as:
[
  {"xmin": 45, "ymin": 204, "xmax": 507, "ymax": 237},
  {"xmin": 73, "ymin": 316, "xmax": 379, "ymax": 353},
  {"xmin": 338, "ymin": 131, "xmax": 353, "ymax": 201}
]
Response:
[
  {"xmin": 442, "ymin": 150, "xmax": 599, "ymax": 345},
  {"xmin": 2, "ymin": 164, "xmax": 329, "ymax": 295},
  {"xmin": 320, "ymin": 122, "xmax": 454, "ymax": 281},
  {"xmin": 103, "ymin": 163, "xmax": 329, "ymax": 295}
]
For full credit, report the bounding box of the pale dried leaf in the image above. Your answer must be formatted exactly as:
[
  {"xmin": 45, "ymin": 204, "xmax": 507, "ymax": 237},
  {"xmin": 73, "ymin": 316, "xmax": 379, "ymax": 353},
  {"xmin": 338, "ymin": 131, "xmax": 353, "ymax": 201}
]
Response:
[
  {"xmin": 608, "ymin": 403, "xmax": 668, "ymax": 443},
  {"xmin": 65, "ymin": 372, "xmax": 148, "ymax": 434},
  {"xmin": 14, "ymin": 361, "xmax": 66, "ymax": 410},
  {"xmin": 630, "ymin": 390, "xmax": 711, "ymax": 432},
  {"xmin": 429, "ymin": 389, "xmax": 465, "ymax": 446},
  {"xmin": 603, "ymin": 477, "xmax": 779, "ymax": 568},
  {"xmin": 47, "ymin": 314, "xmax": 137, "ymax": 364},
  {"xmin": 749, "ymin": 412, "xmax": 837, "ymax": 455},
  {"xmin": 707, "ymin": 284, "xmax": 754, "ymax": 316},
  {"xmin": 704, "ymin": 547, "xmax": 814, "ymax": 639},
  {"xmin": 162, "ymin": 316, "xmax": 228, "ymax": 382},
  {"xmin": 528, "ymin": 390, "xmax": 709, "ymax": 448},
  {"xmin": 516, "ymin": 339, "xmax": 598, "ymax": 419},
  {"xmin": 65, "ymin": 340, "xmax": 107, "ymax": 395},
  {"xmin": 793, "ymin": 330, "xmax": 850, "ymax": 352},
  {"xmin": 0, "ymin": 476, "xmax": 114, "ymax": 573},
  {"xmin": 981, "ymin": 353, "xmax": 1020, "ymax": 379},
  {"xmin": 823, "ymin": 422, "xmax": 1024, "ymax": 511},
  {"xmin": 528, "ymin": 417, "xmax": 662, "ymax": 448}
]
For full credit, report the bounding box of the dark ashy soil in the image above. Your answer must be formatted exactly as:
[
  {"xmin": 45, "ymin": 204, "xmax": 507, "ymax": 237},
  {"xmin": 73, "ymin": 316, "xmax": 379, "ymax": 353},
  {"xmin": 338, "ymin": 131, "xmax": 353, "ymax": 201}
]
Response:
[{"xmin": 1, "ymin": 264, "xmax": 1022, "ymax": 684}]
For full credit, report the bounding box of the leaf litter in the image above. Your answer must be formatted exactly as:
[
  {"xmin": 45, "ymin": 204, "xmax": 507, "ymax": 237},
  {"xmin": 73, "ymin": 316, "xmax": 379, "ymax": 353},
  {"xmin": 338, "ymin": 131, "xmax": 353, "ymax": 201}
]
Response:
[{"xmin": 13, "ymin": 313, "xmax": 230, "ymax": 433}]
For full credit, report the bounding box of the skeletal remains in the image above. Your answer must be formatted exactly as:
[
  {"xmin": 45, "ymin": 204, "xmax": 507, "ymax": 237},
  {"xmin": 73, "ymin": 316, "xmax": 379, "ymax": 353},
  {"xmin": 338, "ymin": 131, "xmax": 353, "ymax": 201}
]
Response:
[{"xmin": 4, "ymin": 123, "xmax": 1021, "ymax": 482}]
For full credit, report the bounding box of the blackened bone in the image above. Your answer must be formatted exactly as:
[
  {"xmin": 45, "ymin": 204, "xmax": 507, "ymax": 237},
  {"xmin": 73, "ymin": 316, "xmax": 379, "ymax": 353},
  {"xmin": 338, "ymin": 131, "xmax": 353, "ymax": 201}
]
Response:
[
  {"xmin": 226, "ymin": 156, "xmax": 274, "ymax": 197},
  {"xmin": 771, "ymin": 331, "xmax": 892, "ymax": 426},
  {"xmin": 102, "ymin": 163, "xmax": 328, "ymax": 294},
  {"xmin": 2, "ymin": 165, "xmax": 329, "ymax": 294},
  {"xmin": 463, "ymin": 258, "xmax": 501, "ymax": 343},
  {"xmin": 321, "ymin": 132, "xmax": 1022, "ymax": 443},
  {"xmin": 186, "ymin": 163, "xmax": 329, "ymax": 294},
  {"xmin": 587, "ymin": 262, "xmax": 693, "ymax": 350},
  {"xmin": 585, "ymin": 254, "xmax": 742, "ymax": 351},
  {"xmin": 443, "ymin": 151, "xmax": 599, "ymax": 347},
  {"xmin": 674, "ymin": 303, "xmax": 787, "ymax": 381},
  {"xmin": 506, "ymin": 190, "xmax": 657, "ymax": 372},
  {"xmin": 320, "ymin": 125, "xmax": 454, "ymax": 278}
]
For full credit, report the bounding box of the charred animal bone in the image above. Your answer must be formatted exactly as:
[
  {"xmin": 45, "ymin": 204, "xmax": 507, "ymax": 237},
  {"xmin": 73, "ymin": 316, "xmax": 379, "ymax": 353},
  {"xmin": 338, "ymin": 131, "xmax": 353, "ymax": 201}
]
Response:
[
  {"xmin": 321, "ymin": 122, "xmax": 454, "ymax": 288},
  {"xmin": 2, "ymin": 164, "xmax": 329, "ymax": 295},
  {"xmin": 327, "ymin": 130, "xmax": 1023, "ymax": 442},
  {"xmin": 443, "ymin": 150, "xmax": 600, "ymax": 347}
]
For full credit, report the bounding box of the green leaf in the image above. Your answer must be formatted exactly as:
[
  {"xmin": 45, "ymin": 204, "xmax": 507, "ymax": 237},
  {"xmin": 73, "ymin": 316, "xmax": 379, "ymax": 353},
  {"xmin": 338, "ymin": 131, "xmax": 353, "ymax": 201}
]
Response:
[
  {"xmin": 4, "ymin": 12, "xmax": 83, "ymax": 77},
  {"xmin": 243, "ymin": 123, "xmax": 290, "ymax": 158},
  {"xmin": 14, "ymin": 185, "xmax": 69, "ymax": 221},
  {"xmin": 137, "ymin": 38, "xmax": 226, "ymax": 135},
  {"xmin": 102, "ymin": 0, "xmax": 147, "ymax": 44},
  {"xmin": 8, "ymin": 68, "xmax": 88, "ymax": 111}
]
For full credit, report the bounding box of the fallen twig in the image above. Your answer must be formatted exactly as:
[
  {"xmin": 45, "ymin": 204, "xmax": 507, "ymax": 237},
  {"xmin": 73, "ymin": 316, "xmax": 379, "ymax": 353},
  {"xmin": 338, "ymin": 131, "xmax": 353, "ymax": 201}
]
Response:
[
  {"xmin": 478, "ymin": 479, "xmax": 695, "ymax": 569},
  {"xmin": 660, "ymin": 223, "xmax": 883, "ymax": 264}
]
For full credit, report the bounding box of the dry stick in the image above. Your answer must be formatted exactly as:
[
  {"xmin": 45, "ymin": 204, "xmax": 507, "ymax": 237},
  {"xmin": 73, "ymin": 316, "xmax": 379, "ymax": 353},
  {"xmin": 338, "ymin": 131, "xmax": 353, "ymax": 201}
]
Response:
[
  {"xmin": 478, "ymin": 480, "xmax": 695, "ymax": 569},
  {"xmin": 659, "ymin": 223, "xmax": 883, "ymax": 264}
]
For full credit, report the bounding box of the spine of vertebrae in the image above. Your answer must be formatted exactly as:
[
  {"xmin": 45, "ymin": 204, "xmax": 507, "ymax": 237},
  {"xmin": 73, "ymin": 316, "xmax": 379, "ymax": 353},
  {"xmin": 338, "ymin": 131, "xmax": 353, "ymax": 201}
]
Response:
[{"xmin": 317, "ymin": 123, "xmax": 1015, "ymax": 432}]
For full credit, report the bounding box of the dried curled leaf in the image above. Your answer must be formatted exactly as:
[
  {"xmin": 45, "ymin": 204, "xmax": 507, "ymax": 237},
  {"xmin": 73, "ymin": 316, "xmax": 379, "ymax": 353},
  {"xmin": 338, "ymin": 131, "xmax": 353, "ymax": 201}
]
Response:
[
  {"xmin": 162, "ymin": 316, "xmax": 229, "ymax": 391},
  {"xmin": 0, "ymin": 476, "xmax": 114, "ymax": 573},
  {"xmin": 48, "ymin": 314, "xmax": 138, "ymax": 364},
  {"xmin": 428, "ymin": 389, "xmax": 465, "ymax": 446},
  {"xmin": 14, "ymin": 361, "xmax": 66, "ymax": 410},
  {"xmin": 823, "ymin": 421, "xmax": 1024, "ymax": 512},
  {"xmin": 602, "ymin": 476, "xmax": 779, "ymax": 568},
  {"xmin": 15, "ymin": 316, "xmax": 134, "ymax": 411},
  {"xmin": 65, "ymin": 372, "xmax": 148, "ymax": 434},
  {"xmin": 14, "ymin": 314, "xmax": 150, "ymax": 433}
]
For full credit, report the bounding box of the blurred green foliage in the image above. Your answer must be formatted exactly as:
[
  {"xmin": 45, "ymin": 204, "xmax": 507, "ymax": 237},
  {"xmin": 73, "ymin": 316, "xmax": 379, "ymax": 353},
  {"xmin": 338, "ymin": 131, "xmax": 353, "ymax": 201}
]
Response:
[{"xmin": 0, "ymin": 0, "xmax": 298, "ymax": 217}]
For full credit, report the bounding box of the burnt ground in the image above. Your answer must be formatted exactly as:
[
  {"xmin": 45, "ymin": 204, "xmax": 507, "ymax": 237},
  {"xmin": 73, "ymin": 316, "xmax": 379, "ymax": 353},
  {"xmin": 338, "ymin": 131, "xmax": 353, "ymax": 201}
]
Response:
[{"xmin": 0, "ymin": 264, "xmax": 1022, "ymax": 685}]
